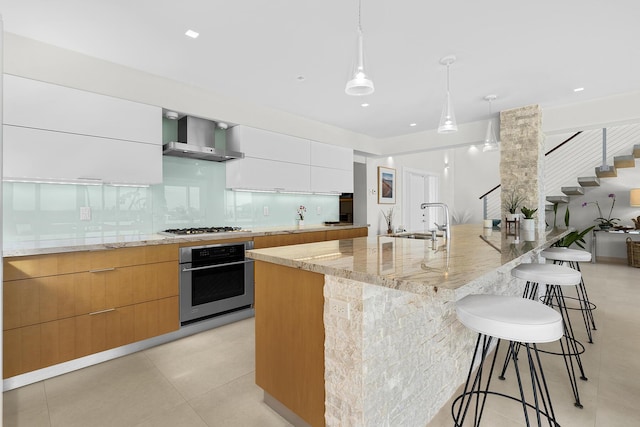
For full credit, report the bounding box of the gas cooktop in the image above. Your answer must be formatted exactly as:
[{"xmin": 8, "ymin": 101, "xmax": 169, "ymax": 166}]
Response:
[{"xmin": 161, "ymin": 226, "xmax": 249, "ymax": 235}]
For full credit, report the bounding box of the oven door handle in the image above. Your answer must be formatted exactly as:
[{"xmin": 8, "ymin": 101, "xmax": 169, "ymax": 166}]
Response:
[{"xmin": 181, "ymin": 259, "xmax": 254, "ymax": 272}]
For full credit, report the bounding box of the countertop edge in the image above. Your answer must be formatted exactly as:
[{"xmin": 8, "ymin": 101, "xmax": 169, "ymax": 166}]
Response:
[{"xmin": 247, "ymin": 227, "xmax": 573, "ymax": 294}]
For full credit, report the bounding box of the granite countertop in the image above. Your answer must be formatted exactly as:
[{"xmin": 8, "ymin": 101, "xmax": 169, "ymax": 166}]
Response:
[
  {"xmin": 2, "ymin": 224, "xmax": 368, "ymax": 257},
  {"xmin": 247, "ymin": 224, "xmax": 571, "ymax": 293}
]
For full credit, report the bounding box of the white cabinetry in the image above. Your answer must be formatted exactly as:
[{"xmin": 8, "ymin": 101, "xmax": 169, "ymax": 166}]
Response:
[
  {"xmin": 226, "ymin": 125, "xmax": 310, "ymax": 164},
  {"xmin": 225, "ymin": 125, "xmax": 354, "ymax": 193},
  {"xmin": 310, "ymin": 142, "xmax": 354, "ymax": 193},
  {"xmin": 226, "ymin": 125, "xmax": 311, "ymax": 191},
  {"xmin": 226, "ymin": 157, "xmax": 310, "ymax": 192},
  {"xmin": 3, "ymin": 74, "xmax": 162, "ymax": 184}
]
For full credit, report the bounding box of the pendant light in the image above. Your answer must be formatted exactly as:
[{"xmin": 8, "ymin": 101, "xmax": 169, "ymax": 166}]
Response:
[
  {"xmin": 345, "ymin": 0, "xmax": 374, "ymax": 96},
  {"xmin": 437, "ymin": 55, "xmax": 458, "ymax": 133},
  {"xmin": 482, "ymin": 94, "xmax": 499, "ymax": 152}
]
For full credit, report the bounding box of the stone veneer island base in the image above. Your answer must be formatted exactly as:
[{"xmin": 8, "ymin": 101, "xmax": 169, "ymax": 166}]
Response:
[{"xmin": 248, "ymin": 224, "xmax": 570, "ymax": 426}]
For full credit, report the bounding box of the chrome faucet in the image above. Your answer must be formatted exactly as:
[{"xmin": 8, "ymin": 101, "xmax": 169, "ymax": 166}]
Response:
[{"xmin": 420, "ymin": 202, "xmax": 451, "ymax": 244}]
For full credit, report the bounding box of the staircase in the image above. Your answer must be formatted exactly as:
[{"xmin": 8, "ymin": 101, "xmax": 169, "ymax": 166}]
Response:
[
  {"xmin": 480, "ymin": 124, "xmax": 640, "ymax": 220},
  {"xmin": 544, "ymin": 123, "xmax": 640, "ymax": 211},
  {"xmin": 546, "ymin": 142, "xmax": 640, "ymax": 209}
]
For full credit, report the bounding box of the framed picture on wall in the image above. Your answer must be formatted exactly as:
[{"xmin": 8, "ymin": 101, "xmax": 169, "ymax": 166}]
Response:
[{"xmin": 378, "ymin": 166, "xmax": 396, "ymax": 204}]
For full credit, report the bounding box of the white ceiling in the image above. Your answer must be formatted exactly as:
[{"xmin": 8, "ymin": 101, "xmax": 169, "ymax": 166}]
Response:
[{"xmin": 1, "ymin": 0, "xmax": 640, "ymax": 140}]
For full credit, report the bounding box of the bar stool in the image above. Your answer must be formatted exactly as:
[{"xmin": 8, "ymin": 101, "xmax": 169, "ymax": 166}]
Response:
[
  {"xmin": 503, "ymin": 263, "xmax": 587, "ymax": 408},
  {"xmin": 453, "ymin": 294, "xmax": 563, "ymax": 427},
  {"xmin": 541, "ymin": 247, "xmax": 596, "ymax": 343}
]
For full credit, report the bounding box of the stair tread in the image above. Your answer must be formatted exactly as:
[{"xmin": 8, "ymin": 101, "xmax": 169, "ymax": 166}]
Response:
[
  {"xmin": 614, "ymin": 154, "xmax": 636, "ymax": 168},
  {"xmin": 633, "ymin": 144, "xmax": 640, "ymax": 158},
  {"xmin": 547, "ymin": 195, "xmax": 570, "ymax": 204},
  {"xmin": 577, "ymin": 176, "xmax": 601, "ymax": 187},
  {"xmin": 561, "ymin": 186, "xmax": 585, "ymax": 195},
  {"xmin": 595, "ymin": 165, "xmax": 618, "ymax": 178}
]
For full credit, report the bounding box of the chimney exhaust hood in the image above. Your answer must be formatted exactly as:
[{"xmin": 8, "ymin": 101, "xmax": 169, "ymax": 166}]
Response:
[{"xmin": 163, "ymin": 116, "xmax": 244, "ymax": 162}]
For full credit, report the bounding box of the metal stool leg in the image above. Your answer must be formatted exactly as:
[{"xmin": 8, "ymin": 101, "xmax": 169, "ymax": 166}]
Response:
[
  {"xmin": 553, "ymin": 259, "xmax": 597, "ymax": 343},
  {"xmin": 544, "ymin": 284, "xmax": 588, "ymax": 408},
  {"xmin": 453, "ymin": 334, "xmax": 560, "ymax": 426}
]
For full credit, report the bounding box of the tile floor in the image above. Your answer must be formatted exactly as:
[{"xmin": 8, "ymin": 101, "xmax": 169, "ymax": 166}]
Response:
[{"xmin": 3, "ymin": 262, "xmax": 639, "ymax": 426}]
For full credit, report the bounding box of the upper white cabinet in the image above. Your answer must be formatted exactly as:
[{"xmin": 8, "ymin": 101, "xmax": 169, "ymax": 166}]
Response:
[
  {"xmin": 310, "ymin": 141, "xmax": 354, "ymax": 193},
  {"xmin": 225, "ymin": 125, "xmax": 353, "ymax": 193},
  {"xmin": 226, "ymin": 125, "xmax": 310, "ymax": 164},
  {"xmin": 3, "ymin": 74, "xmax": 162, "ymax": 184},
  {"xmin": 310, "ymin": 141, "xmax": 353, "ymax": 171},
  {"xmin": 225, "ymin": 125, "xmax": 311, "ymax": 191},
  {"xmin": 3, "ymin": 126, "xmax": 162, "ymax": 185},
  {"xmin": 226, "ymin": 157, "xmax": 311, "ymax": 192}
]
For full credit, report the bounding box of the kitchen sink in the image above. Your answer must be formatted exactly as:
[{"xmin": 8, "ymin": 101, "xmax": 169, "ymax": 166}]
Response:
[{"xmin": 391, "ymin": 232, "xmax": 440, "ymax": 240}]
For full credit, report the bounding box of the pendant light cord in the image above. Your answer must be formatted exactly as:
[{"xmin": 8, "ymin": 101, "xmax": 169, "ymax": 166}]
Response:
[
  {"xmin": 446, "ymin": 62, "xmax": 450, "ymax": 93},
  {"xmin": 357, "ymin": 0, "xmax": 363, "ymax": 33}
]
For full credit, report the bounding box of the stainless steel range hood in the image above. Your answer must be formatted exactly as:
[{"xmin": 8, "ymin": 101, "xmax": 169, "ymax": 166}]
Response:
[{"xmin": 163, "ymin": 116, "xmax": 244, "ymax": 162}]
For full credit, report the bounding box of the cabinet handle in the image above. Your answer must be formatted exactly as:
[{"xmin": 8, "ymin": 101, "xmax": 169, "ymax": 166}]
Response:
[
  {"xmin": 89, "ymin": 267, "xmax": 116, "ymax": 273},
  {"xmin": 89, "ymin": 308, "xmax": 116, "ymax": 316}
]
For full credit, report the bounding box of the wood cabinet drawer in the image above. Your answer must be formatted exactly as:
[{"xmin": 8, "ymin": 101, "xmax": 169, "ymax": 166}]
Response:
[
  {"xmin": 3, "ymin": 296, "xmax": 179, "ymax": 379},
  {"xmin": 325, "ymin": 227, "xmax": 368, "ymax": 241},
  {"xmin": 4, "ymin": 261, "xmax": 178, "ymax": 330},
  {"xmin": 3, "ymin": 244, "xmax": 178, "ymax": 281},
  {"xmin": 88, "ymin": 244, "xmax": 178, "ymax": 270},
  {"xmin": 3, "ymin": 252, "xmax": 91, "ymax": 281}
]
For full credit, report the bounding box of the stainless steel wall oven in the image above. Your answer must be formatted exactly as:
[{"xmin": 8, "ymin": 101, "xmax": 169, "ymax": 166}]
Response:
[{"xmin": 179, "ymin": 241, "xmax": 254, "ymax": 326}]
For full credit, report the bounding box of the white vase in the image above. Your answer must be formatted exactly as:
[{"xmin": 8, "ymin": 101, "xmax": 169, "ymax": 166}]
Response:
[
  {"xmin": 521, "ymin": 218, "xmax": 535, "ymax": 231},
  {"xmin": 298, "ymin": 220, "xmax": 305, "ymax": 227},
  {"xmin": 522, "ymin": 229, "xmax": 536, "ymax": 241},
  {"xmin": 507, "ymin": 213, "xmax": 520, "ymax": 221}
]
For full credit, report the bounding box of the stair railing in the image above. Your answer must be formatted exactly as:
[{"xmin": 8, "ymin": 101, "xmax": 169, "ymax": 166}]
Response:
[{"xmin": 479, "ymin": 132, "xmax": 582, "ymax": 219}]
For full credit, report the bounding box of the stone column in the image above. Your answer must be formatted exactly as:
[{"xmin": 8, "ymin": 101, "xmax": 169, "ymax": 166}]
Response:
[{"xmin": 499, "ymin": 105, "xmax": 545, "ymax": 233}]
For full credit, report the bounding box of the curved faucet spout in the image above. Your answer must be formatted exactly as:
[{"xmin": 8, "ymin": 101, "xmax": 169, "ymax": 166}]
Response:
[{"xmin": 420, "ymin": 202, "xmax": 451, "ymax": 244}]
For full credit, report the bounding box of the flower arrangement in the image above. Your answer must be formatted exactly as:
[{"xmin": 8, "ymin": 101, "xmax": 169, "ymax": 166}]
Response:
[
  {"xmin": 297, "ymin": 205, "xmax": 307, "ymax": 221},
  {"xmin": 582, "ymin": 193, "xmax": 619, "ymax": 228},
  {"xmin": 382, "ymin": 207, "xmax": 394, "ymax": 233}
]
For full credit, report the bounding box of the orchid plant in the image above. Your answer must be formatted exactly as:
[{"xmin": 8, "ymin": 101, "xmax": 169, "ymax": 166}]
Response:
[
  {"xmin": 582, "ymin": 193, "xmax": 619, "ymax": 227},
  {"xmin": 297, "ymin": 205, "xmax": 307, "ymax": 220}
]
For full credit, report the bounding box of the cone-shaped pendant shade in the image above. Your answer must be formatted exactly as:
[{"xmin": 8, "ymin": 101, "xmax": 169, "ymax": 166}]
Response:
[
  {"xmin": 482, "ymin": 120, "xmax": 499, "ymax": 152},
  {"xmin": 345, "ymin": 30, "xmax": 374, "ymax": 96},
  {"xmin": 437, "ymin": 55, "xmax": 457, "ymax": 133},
  {"xmin": 438, "ymin": 91, "xmax": 457, "ymax": 133}
]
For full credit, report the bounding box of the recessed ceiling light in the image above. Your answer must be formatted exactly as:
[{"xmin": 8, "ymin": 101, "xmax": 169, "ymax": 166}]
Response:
[
  {"xmin": 185, "ymin": 30, "xmax": 199, "ymax": 39},
  {"xmin": 296, "ymin": 75, "xmax": 305, "ymax": 81},
  {"xmin": 409, "ymin": 123, "xmax": 417, "ymax": 127},
  {"xmin": 574, "ymin": 87, "xmax": 584, "ymax": 92},
  {"xmin": 361, "ymin": 103, "xmax": 369, "ymax": 107}
]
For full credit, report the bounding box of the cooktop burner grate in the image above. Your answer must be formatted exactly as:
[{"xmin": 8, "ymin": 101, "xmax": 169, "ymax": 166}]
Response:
[{"xmin": 162, "ymin": 226, "xmax": 247, "ymax": 235}]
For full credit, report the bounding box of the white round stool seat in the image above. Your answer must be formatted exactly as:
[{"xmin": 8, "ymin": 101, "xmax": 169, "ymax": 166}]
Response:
[
  {"xmin": 456, "ymin": 294, "xmax": 563, "ymax": 343},
  {"xmin": 512, "ymin": 263, "xmax": 581, "ymax": 286},
  {"xmin": 541, "ymin": 247, "xmax": 592, "ymax": 263}
]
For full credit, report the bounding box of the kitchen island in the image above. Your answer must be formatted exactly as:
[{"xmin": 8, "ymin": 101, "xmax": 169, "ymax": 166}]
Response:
[{"xmin": 247, "ymin": 224, "xmax": 570, "ymax": 427}]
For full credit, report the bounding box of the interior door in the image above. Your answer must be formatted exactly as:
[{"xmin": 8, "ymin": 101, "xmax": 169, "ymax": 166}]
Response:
[{"xmin": 403, "ymin": 168, "xmax": 439, "ymax": 233}]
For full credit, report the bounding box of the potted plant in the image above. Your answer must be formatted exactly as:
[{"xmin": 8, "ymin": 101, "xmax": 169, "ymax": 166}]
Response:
[
  {"xmin": 503, "ymin": 191, "xmax": 525, "ymax": 221},
  {"xmin": 382, "ymin": 207, "xmax": 394, "ymax": 234},
  {"xmin": 582, "ymin": 193, "xmax": 619, "ymax": 230},
  {"xmin": 520, "ymin": 206, "xmax": 537, "ymax": 231}
]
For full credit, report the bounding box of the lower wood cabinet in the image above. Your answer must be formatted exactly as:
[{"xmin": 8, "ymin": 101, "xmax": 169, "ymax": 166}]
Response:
[
  {"xmin": 3, "ymin": 245, "xmax": 180, "ymax": 379},
  {"xmin": 255, "ymin": 261, "xmax": 325, "ymax": 427},
  {"xmin": 3, "ymin": 296, "xmax": 179, "ymax": 378},
  {"xmin": 253, "ymin": 227, "xmax": 367, "ymax": 249}
]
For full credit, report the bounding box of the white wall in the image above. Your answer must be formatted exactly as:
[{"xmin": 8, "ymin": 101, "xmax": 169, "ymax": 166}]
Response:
[{"xmin": 365, "ymin": 146, "xmax": 499, "ymax": 236}]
